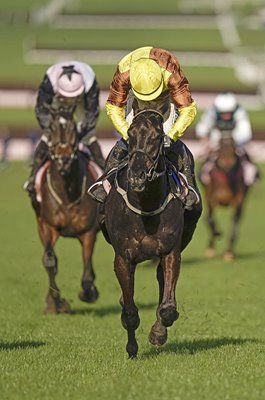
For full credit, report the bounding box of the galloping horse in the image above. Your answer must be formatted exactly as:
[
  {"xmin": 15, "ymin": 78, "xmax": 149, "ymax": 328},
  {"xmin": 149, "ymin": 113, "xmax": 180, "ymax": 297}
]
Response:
[
  {"xmin": 29, "ymin": 116, "xmax": 100, "ymax": 313},
  {"xmin": 199, "ymin": 134, "xmax": 248, "ymax": 260},
  {"xmin": 103, "ymin": 109, "xmax": 201, "ymax": 358}
]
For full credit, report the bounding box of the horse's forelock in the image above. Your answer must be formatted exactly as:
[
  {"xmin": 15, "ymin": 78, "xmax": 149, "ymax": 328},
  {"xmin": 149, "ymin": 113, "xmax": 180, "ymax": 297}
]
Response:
[{"xmin": 130, "ymin": 111, "xmax": 163, "ymax": 138}]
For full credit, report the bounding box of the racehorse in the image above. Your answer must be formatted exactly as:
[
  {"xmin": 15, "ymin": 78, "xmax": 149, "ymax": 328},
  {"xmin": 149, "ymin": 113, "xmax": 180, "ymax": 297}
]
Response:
[
  {"xmin": 199, "ymin": 135, "xmax": 248, "ymax": 261},
  {"xmin": 29, "ymin": 116, "xmax": 100, "ymax": 313},
  {"xmin": 102, "ymin": 109, "xmax": 201, "ymax": 358}
]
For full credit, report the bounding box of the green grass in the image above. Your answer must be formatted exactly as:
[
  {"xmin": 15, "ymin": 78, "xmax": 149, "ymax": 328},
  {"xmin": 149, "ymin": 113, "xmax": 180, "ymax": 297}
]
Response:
[
  {"xmin": 238, "ymin": 28, "xmax": 265, "ymax": 50},
  {"xmin": 64, "ymin": 0, "xmax": 182, "ymax": 15},
  {"xmin": 35, "ymin": 28, "xmax": 225, "ymax": 52},
  {"xmin": 0, "ymin": 108, "xmax": 112, "ymax": 130},
  {"xmin": 1, "ymin": 108, "xmax": 264, "ymax": 135},
  {"xmin": 0, "ymin": 0, "xmax": 44, "ymax": 12},
  {"xmin": 0, "ymin": 162, "xmax": 265, "ymax": 400}
]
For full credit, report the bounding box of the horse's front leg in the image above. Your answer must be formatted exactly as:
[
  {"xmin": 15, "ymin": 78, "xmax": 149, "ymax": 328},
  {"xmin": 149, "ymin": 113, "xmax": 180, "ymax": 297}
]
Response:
[
  {"xmin": 38, "ymin": 219, "xmax": 71, "ymax": 314},
  {"xmin": 114, "ymin": 254, "xmax": 139, "ymax": 358},
  {"xmin": 224, "ymin": 205, "xmax": 242, "ymax": 261},
  {"xmin": 149, "ymin": 250, "xmax": 180, "ymax": 347},
  {"xmin": 78, "ymin": 230, "xmax": 99, "ymax": 303}
]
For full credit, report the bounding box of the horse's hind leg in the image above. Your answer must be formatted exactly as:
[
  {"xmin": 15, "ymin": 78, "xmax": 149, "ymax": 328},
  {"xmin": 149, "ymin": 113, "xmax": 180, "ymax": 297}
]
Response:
[
  {"xmin": 78, "ymin": 230, "xmax": 99, "ymax": 303},
  {"xmin": 206, "ymin": 206, "xmax": 220, "ymax": 257},
  {"xmin": 38, "ymin": 220, "xmax": 71, "ymax": 314},
  {"xmin": 114, "ymin": 254, "xmax": 139, "ymax": 358},
  {"xmin": 149, "ymin": 251, "xmax": 180, "ymax": 347},
  {"xmin": 224, "ymin": 206, "xmax": 242, "ymax": 261}
]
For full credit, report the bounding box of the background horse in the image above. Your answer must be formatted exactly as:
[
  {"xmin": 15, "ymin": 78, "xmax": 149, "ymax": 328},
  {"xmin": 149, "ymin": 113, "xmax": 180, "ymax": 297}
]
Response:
[
  {"xmin": 29, "ymin": 116, "xmax": 100, "ymax": 313},
  {"xmin": 103, "ymin": 110, "xmax": 200, "ymax": 358},
  {"xmin": 199, "ymin": 135, "xmax": 248, "ymax": 260}
]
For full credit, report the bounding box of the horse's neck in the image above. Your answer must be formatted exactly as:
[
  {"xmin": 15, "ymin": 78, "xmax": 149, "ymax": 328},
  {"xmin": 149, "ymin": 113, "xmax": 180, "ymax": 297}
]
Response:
[
  {"xmin": 128, "ymin": 173, "xmax": 168, "ymax": 210},
  {"xmin": 49, "ymin": 158, "xmax": 85, "ymax": 202}
]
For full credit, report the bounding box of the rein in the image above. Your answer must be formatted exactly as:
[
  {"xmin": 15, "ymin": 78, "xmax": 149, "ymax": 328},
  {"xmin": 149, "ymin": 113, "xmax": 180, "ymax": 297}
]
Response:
[
  {"xmin": 117, "ymin": 108, "xmax": 174, "ymax": 216},
  {"xmin": 129, "ymin": 146, "xmax": 166, "ymax": 181},
  {"xmin": 47, "ymin": 141, "xmax": 86, "ymax": 209},
  {"xmin": 47, "ymin": 169, "xmax": 87, "ymax": 209},
  {"xmin": 129, "ymin": 108, "xmax": 166, "ymax": 182},
  {"xmin": 133, "ymin": 109, "xmax": 164, "ymax": 120}
]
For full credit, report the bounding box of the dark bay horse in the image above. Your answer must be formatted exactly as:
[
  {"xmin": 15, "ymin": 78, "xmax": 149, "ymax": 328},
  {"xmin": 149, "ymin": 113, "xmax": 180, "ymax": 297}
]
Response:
[
  {"xmin": 200, "ymin": 135, "xmax": 248, "ymax": 260},
  {"xmin": 29, "ymin": 117, "xmax": 100, "ymax": 313},
  {"xmin": 103, "ymin": 109, "xmax": 200, "ymax": 358}
]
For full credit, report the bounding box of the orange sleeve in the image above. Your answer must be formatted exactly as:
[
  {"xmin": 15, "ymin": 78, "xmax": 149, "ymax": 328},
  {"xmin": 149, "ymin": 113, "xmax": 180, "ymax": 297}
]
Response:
[
  {"xmin": 167, "ymin": 70, "xmax": 194, "ymax": 109},
  {"xmin": 150, "ymin": 47, "xmax": 194, "ymax": 109},
  {"xmin": 107, "ymin": 67, "xmax": 130, "ymax": 107}
]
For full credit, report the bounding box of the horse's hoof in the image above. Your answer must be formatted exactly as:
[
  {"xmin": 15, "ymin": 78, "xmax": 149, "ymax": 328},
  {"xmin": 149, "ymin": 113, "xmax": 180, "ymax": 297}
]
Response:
[
  {"xmin": 79, "ymin": 286, "xmax": 99, "ymax": 303},
  {"xmin": 214, "ymin": 231, "xmax": 221, "ymax": 237},
  {"xmin": 205, "ymin": 247, "xmax": 216, "ymax": 258},
  {"xmin": 159, "ymin": 306, "xmax": 179, "ymax": 327},
  {"xmin": 126, "ymin": 340, "xmax": 138, "ymax": 359},
  {"xmin": 149, "ymin": 322, "xmax": 167, "ymax": 346},
  {"xmin": 223, "ymin": 251, "xmax": 235, "ymax": 262},
  {"xmin": 45, "ymin": 296, "xmax": 71, "ymax": 314}
]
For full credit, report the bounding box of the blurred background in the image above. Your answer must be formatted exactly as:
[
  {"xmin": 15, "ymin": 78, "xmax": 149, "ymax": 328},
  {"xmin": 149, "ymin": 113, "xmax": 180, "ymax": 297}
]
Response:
[{"xmin": 0, "ymin": 0, "xmax": 264, "ymax": 161}]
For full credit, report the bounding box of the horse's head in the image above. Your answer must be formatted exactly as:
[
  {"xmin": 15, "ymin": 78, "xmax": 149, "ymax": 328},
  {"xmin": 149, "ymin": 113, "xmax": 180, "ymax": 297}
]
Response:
[
  {"xmin": 127, "ymin": 109, "xmax": 165, "ymax": 192},
  {"xmin": 216, "ymin": 132, "xmax": 237, "ymax": 172},
  {"xmin": 49, "ymin": 116, "xmax": 78, "ymax": 175}
]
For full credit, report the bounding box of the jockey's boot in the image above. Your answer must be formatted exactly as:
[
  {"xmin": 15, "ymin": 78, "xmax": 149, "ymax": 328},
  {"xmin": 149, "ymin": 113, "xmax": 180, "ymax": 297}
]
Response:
[
  {"xmin": 87, "ymin": 140, "xmax": 106, "ymax": 170},
  {"xmin": 88, "ymin": 140, "xmax": 128, "ymax": 203},
  {"xmin": 239, "ymin": 149, "xmax": 261, "ymax": 183},
  {"xmin": 23, "ymin": 140, "xmax": 49, "ymax": 194},
  {"xmin": 178, "ymin": 142, "xmax": 200, "ymax": 210}
]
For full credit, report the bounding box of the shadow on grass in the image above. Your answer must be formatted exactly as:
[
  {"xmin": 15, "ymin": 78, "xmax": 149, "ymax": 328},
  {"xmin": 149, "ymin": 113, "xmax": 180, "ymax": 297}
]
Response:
[
  {"xmin": 142, "ymin": 337, "xmax": 262, "ymax": 359},
  {"xmin": 182, "ymin": 249, "xmax": 265, "ymax": 265},
  {"xmin": 0, "ymin": 341, "xmax": 47, "ymax": 351},
  {"xmin": 71, "ymin": 302, "xmax": 157, "ymax": 317}
]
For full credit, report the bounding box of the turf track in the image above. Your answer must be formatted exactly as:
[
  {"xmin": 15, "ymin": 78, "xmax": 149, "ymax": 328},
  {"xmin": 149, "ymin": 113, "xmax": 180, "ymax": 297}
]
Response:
[{"xmin": 0, "ymin": 162, "xmax": 264, "ymax": 400}]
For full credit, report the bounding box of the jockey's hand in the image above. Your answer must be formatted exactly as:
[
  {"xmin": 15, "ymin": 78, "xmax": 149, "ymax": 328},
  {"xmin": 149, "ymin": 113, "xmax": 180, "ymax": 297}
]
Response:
[{"xmin": 164, "ymin": 135, "xmax": 173, "ymax": 148}]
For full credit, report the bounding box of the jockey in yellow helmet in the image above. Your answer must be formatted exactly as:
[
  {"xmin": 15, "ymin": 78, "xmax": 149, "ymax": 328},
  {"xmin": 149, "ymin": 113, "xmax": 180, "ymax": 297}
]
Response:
[{"xmin": 94, "ymin": 47, "xmax": 201, "ymax": 212}]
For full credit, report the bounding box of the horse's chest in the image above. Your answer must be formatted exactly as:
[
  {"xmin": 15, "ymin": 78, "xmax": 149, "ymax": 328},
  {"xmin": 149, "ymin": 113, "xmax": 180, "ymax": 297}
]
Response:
[
  {"xmin": 43, "ymin": 201, "xmax": 95, "ymax": 236},
  {"xmin": 120, "ymin": 220, "xmax": 180, "ymax": 260}
]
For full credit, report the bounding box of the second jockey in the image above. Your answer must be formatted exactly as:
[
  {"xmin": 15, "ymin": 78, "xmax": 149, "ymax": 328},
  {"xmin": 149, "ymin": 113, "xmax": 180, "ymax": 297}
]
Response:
[
  {"xmin": 25, "ymin": 60, "xmax": 105, "ymax": 194},
  {"xmin": 195, "ymin": 92, "xmax": 260, "ymax": 187}
]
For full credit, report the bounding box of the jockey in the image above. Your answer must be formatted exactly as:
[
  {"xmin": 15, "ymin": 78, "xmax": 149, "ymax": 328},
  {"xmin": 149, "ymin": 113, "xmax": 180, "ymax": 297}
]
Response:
[
  {"xmin": 93, "ymin": 46, "xmax": 200, "ymax": 209},
  {"xmin": 195, "ymin": 92, "xmax": 259, "ymax": 186},
  {"xmin": 24, "ymin": 60, "xmax": 105, "ymax": 194}
]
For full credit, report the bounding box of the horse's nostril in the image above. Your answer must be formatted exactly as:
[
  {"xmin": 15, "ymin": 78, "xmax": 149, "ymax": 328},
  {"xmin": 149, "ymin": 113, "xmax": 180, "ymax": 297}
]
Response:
[{"xmin": 139, "ymin": 171, "xmax": 146, "ymax": 181}]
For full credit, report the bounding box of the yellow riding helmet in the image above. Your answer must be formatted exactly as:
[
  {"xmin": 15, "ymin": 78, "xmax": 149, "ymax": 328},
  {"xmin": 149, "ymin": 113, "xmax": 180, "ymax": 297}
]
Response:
[{"xmin": 130, "ymin": 58, "xmax": 163, "ymax": 101}]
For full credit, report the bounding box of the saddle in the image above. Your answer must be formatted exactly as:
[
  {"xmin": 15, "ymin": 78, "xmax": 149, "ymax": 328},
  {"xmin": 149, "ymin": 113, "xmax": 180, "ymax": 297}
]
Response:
[
  {"xmin": 200, "ymin": 156, "xmax": 243, "ymax": 195},
  {"xmin": 88, "ymin": 160, "xmax": 189, "ymax": 208},
  {"xmin": 35, "ymin": 159, "xmax": 102, "ymax": 203}
]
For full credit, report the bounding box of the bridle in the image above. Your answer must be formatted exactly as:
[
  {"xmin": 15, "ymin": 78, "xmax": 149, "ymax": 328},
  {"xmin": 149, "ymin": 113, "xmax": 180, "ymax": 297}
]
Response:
[
  {"xmin": 48, "ymin": 116, "xmax": 78, "ymax": 172},
  {"xmin": 49, "ymin": 141, "xmax": 78, "ymax": 164},
  {"xmin": 128, "ymin": 109, "xmax": 166, "ymax": 181},
  {"xmin": 115, "ymin": 109, "xmax": 175, "ymax": 216}
]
